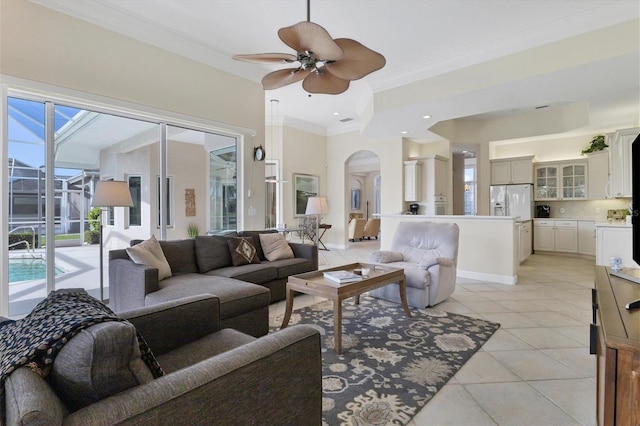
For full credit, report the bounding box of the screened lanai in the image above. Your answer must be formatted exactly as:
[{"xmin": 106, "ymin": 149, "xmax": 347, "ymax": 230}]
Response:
[{"xmin": 6, "ymin": 96, "xmax": 239, "ymax": 317}]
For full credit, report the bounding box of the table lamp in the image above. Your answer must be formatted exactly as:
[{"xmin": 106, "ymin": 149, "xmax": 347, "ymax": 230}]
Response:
[{"xmin": 305, "ymin": 196, "xmax": 328, "ymax": 247}]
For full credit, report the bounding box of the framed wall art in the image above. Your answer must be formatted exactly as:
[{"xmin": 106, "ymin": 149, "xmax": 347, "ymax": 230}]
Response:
[
  {"xmin": 351, "ymin": 188, "xmax": 361, "ymax": 210},
  {"xmin": 293, "ymin": 173, "xmax": 319, "ymax": 216}
]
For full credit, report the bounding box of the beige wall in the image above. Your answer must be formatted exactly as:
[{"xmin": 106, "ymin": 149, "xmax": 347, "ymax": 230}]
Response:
[
  {"xmin": 326, "ymin": 132, "xmax": 403, "ymax": 248},
  {"xmin": 0, "ymin": 0, "xmax": 266, "ymax": 234},
  {"xmin": 281, "ymin": 126, "xmax": 327, "ymax": 230}
]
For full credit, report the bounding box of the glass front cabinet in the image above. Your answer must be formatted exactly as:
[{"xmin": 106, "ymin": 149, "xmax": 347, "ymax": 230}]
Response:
[
  {"xmin": 535, "ymin": 161, "xmax": 587, "ymax": 201},
  {"xmin": 535, "ymin": 166, "xmax": 558, "ymax": 199}
]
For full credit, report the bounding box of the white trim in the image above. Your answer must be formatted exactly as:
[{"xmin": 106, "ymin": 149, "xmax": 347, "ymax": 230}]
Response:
[
  {"xmin": 457, "ymin": 269, "xmax": 518, "ymax": 285},
  {"xmin": 0, "ymin": 83, "xmax": 8, "ymax": 316}
]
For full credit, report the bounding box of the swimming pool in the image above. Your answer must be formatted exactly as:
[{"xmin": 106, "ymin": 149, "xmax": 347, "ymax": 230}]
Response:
[{"xmin": 8, "ymin": 258, "xmax": 64, "ymax": 283}]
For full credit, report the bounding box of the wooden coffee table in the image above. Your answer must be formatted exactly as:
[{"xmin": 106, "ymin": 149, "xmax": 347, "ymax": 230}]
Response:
[{"xmin": 280, "ymin": 262, "xmax": 411, "ymax": 354}]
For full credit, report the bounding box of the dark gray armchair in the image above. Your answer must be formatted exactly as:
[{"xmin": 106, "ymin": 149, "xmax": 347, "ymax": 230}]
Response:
[{"xmin": 3, "ymin": 295, "xmax": 322, "ymax": 425}]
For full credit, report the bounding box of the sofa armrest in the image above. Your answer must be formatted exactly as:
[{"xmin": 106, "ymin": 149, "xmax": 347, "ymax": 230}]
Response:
[
  {"xmin": 64, "ymin": 325, "xmax": 322, "ymax": 426},
  {"xmin": 120, "ymin": 295, "xmax": 221, "ymax": 356},
  {"xmin": 289, "ymin": 241, "xmax": 318, "ymax": 270},
  {"xmin": 370, "ymin": 250, "xmax": 403, "ymax": 264},
  {"xmin": 109, "ymin": 258, "xmax": 159, "ymax": 312}
]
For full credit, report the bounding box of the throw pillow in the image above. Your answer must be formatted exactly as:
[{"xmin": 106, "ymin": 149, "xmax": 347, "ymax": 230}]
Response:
[
  {"xmin": 259, "ymin": 233, "xmax": 294, "ymax": 261},
  {"xmin": 126, "ymin": 235, "xmax": 172, "ymax": 280},
  {"xmin": 227, "ymin": 237, "xmax": 261, "ymax": 266}
]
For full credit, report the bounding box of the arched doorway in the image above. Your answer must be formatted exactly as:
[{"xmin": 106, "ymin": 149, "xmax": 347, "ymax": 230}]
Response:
[{"xmin": 346, "ymin": 150, "xmax": 380, "ymax": 243}]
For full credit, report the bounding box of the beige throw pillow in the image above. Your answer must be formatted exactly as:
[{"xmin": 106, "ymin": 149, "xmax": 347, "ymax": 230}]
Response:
[
  {"xmin": 126, "ymin": 235, "xmax": 172, "ymax": 280},
  {"xmin": 259, "ymin": 233, "xmax": 294, "ymax": 261}
]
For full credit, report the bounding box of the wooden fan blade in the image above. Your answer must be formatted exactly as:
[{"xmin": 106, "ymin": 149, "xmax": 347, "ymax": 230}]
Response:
[
  {"xmin": 233, "ymin": 53, "xmax": 297, "ymax": 64},
  {"xmin": 302, "ymin": 72, "xmax": 350, "ymax": 95},
  {"xmin": 262, "ymin": 68, "xmax": 310, "ymax": 90},
  {"xmin": 324, "ymin": 39, "xmax": 386, "ymax": 81},
  {"xmin": 278, "ymin": 21, "xmax": 343, "ymax": 61}
]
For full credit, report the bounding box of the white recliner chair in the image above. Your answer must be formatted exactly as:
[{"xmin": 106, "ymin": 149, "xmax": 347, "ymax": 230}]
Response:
[{"xmin": 369, "ymin": 221, "xmax": 459, "ymax": 308}]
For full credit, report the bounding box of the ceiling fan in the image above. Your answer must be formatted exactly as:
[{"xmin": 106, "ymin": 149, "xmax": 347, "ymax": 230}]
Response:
[{"xmin": 233, "ymin": 0, "xmax": 386, "ymax": 95}]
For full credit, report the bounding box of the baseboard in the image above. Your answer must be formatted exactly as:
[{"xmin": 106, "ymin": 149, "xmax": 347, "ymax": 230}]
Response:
[{"xmin": 457, "ymin": 269, "xmax": 517, "ymax": 285}]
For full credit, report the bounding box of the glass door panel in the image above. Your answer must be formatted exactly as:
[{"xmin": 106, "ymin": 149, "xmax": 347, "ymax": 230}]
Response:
[
  {"xmin": 7, "ymin": 98, "xmax": 48, "ymax": 316},
  {"xmin": 52, "ymin": 105, "xmax": 159, "ymax": 302}
]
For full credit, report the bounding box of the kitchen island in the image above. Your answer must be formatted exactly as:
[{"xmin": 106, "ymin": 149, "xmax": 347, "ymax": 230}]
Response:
[{"xmin": 380, "ymin": 214, "xmax": 520, "ymax": 284}]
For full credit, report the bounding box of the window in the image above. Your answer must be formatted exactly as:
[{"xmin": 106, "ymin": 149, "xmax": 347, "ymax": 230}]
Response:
[
  {"xmin": 374, "ymin": 175, "xmax": 381, "ymax": 215},
  {"xmin": 208, "ymin": 139, "xmax": 237, "ymax": 232},
  {"xmin": 157, "ymin": 176, "xmax": 173, "ymax": 227},
  {"xmin": 128, "ymin": 176, "xmax": 141, "ymax": 226},
  {"xmin": 464, "ymin": 159, "xmax": 477, "ymax": 215}
]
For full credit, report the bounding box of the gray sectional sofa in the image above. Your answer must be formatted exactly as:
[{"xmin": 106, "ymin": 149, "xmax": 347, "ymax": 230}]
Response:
[
  {"xmin": 3, "ymin": 294, "xmax": 322, "ymax": 425},
  {"xmin": 109, "ymin": 230, "xmax": 318, "ymax": 337}
]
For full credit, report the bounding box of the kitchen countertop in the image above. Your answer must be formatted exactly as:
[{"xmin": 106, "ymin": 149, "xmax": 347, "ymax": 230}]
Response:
[
  {"xmin": 594, "ymin": 221, "xmax": 632, "ymax": 228},
  {"xmin": 534, "ymin": 218, "xmax": 613, "ymax": 223}
]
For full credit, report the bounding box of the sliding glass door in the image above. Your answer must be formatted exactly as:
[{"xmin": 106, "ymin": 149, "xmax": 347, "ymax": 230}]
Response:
[{"xmin": 5, "ymin": 94, "xmax": 239, "ymax": 316}]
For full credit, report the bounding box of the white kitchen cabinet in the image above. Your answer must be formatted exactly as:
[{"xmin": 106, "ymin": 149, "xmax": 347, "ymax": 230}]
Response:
[
  {"xmin": 534, "ymin": 219, "xmax": 578, "ymax": 253},
  {"xmin": 490, "ymin": 156, "xmax": 534, "ymax": 185},
  {"xmin": 555, "ymin": 220, "xmax": 578, "ymax": 253},
  {"xmin": 586, "ymin": 150, "xmax": 610, "ymax": 200},
  {"xmin": 534, "ymin": 160, "xmax": 587, "ymax": 201},
  {"xmin": 596, "ymin": 224, "xmax": 638, "ymax": 268},
  {"xmin": 407, "ymin": 155, "xmax": 449, "ymax": 214},
  {"xmin": 610, "ymin": 127, "xmax": 639, "ymax": 198},
  {"xmin": 578, "ymin": 220, "xmax": 595, "ymax": 256},
  {"xmin": 404, "ymin": 160, "xmax": 422, "ymax": 202},
  {"xmin": 519, "ymin": 220, "xmax": 532, "ymax": 262},
  {"xmin": 534, "ymin": 220, "xmax": 556, "ymax": 251}
]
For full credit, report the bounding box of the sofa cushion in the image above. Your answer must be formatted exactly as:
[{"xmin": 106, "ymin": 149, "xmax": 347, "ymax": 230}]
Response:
[
  {"xmin": 259, "ymin": 233, "xmax": 294, "ymax": 261},
  {"xmin": 227, "ymin": 237, "xmax": 261, "ymax": 266},
  {"xmin": 159, "ymin": 239, "xmax": 198, "ymax": 274},
  {"xmin": 195, "ymin": 235, "xmax": 232, "ymax": 273},
  {"xmin": 208, "ymin": 263, "xmax": 278, "ymax": 284},
  {"xmin": 49, "ymin": 321, "xmax": 155, "ymax": 412},
  {"xmin": 148, "ymin": 274, "xmax": 270, "ymax": 321},
  {"xmin": 263, "ymin": 258, "xmax": 314, "ymax": 279},
  {"xmin": 126, "ymin": 236, "xmax": 172, "ymax": 280}
]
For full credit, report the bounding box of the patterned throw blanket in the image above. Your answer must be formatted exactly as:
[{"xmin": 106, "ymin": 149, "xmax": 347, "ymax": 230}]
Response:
[{"xmin": 0, "ymin": 289, "xmax": 164, "ymax": 409}]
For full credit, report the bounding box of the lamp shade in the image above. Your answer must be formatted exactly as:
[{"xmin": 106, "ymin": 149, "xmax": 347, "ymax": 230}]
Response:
[
  {"xmin": 92, "ymin": 180, "xmax": 134, "ymax": 207},
  {"xmin": 305, "ymin": 196, "xmax": 328, "ymax": 215}
]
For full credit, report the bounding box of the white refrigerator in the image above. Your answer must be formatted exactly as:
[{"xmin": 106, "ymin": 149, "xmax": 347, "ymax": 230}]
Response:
[{"xmin": 490, "ymin": 184, "xmax": 533, "ymax": 220}]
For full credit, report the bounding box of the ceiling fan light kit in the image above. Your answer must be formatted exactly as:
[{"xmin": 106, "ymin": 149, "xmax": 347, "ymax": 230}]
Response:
[{"xmin": 233, "ymin": 1, "xmax": 385, "ymax": 95}]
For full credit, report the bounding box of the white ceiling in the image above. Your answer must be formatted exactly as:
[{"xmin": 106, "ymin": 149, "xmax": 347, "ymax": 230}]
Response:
[{"xmin": 32, "ymin": 0, "xmax": 640, "ymax": 148}]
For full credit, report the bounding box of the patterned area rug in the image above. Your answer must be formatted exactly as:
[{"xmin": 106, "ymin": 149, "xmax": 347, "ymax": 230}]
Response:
[{"xmin": 270, "ymin": 295, "xmax": 500, "ymax": 426}]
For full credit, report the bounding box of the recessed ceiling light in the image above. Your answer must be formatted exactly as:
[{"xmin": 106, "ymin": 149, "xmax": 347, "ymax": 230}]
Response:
[
  {"xmin": 333, "ymin": 112, "xmax": 340, "ymax": 116},
  {"xmin": 422, "ymin": 115, "xmax": 431, "ymax": 119},
  {"xmin": 401, "ymin": 131, "xmax": 408, "ymax": 134}
]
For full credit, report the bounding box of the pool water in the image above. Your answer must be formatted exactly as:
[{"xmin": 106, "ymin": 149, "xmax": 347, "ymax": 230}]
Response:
[{"xmin": 8, "ymin": 259, "xmax": 64, "ymax": 283}]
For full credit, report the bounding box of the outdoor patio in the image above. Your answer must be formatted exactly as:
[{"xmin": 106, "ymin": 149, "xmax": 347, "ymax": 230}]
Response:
[{"xmin": 8, "ymin": 244, "xmax": 103, "ymax": 317}]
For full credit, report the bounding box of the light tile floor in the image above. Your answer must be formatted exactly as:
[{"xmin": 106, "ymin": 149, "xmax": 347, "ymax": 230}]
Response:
[{"xmin": 269, "ymin": 241, "xmax": 596, "ymax": 426}]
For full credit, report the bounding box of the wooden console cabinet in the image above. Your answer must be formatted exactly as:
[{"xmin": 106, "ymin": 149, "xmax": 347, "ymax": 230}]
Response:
[{"xmin": 593, "ymin": 266, "xmax": 640, "ymax": 425}]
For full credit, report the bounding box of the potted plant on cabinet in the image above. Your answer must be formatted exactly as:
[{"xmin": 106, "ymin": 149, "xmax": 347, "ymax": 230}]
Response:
[{"xmin": 581, "ymin": 134, "xmax": 608, "ymax": 155}]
